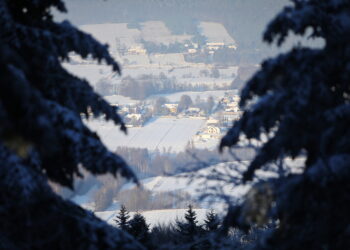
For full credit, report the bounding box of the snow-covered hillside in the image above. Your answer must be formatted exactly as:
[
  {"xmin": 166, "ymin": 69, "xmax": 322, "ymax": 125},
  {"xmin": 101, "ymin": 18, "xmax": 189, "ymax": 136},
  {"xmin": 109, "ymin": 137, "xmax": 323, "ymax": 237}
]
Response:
[
  {"xmin": 199, "ymin": 22, "xmax": 236, "ymax": 45},
  {"xmin": 71, "ymin": 158, "xmax": 304, "ymax": 227},
  {"xmin": 80, "ymin": 23, "xmax": 142, "ymax": 51},
  {"xmin": 141, "ymin": 21, "xmax": 192, "ymax": 45},
  {"xmin": 122, "ymin": 162, "xmax": 253, "ymax": 210}
]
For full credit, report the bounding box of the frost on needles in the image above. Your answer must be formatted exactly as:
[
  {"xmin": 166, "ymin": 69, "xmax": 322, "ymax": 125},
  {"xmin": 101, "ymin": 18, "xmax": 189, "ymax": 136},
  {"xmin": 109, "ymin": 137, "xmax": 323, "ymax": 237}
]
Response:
[
  {"xmin": 220, "ymin": 0, "xmax": 350, "ymax": 249},
  {"xmin": 0, "ymin": 0, "xmax": 142, "ymax": 249}
]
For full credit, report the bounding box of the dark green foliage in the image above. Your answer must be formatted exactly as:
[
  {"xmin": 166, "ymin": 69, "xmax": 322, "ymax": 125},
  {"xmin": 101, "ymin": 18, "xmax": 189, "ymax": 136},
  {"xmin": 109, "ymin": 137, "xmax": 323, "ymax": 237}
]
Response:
[
  {"xmin": 141, "ymin": 39, "xmax": 187, "ymax": 54},
  {"xmin": 0, "ymin": 0, "xmax": 141, "ymax": 248},
  {"xmin": 149, "ymin": 223, "xmax": 180, "ymax": 247},
  {"xmin": 220, "ymin": 0, "xmax": 350, "ymax": 249},
  {"xmin": 128, "ymin": 212, "xmax": 150, "ymax": 245},
  {"xmin": 118, "ymin": 74, "xmax": 209, "ymax": 100},
  {"xmin": 153, "ymin": 97, "xmax": 170, "ymax": 116},
  {"xmin": 115, "ymin": 205, "xmax": 131, "ymax": 231},
  {"xmin": 178, "ymin": 95, "xmax": 193, "ymax": 112},
  {"xmin": 204, "ymin": 210, "xmax": 220, "ymax": 232},
  {"xmin": 176, "ymin": 205, "xmax": 202, "ymax": 241}
]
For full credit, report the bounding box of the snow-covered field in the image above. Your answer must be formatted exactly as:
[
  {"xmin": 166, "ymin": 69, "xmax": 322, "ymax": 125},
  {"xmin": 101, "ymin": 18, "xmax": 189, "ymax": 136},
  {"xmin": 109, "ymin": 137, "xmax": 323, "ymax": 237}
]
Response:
[
  {"xmin": 104, "ymin": 95, "xmax": 138, "ymax": 105},
  {"xmin": 86, "ymin": 117, "xmax": 206, "ymax": 152},
  {"xmin": 141, "ymin": 21, "xmax": 193, "ymax": 45},
  {"xmin": 80, "ymin": 23, "xmax": 141, "ymax": 51},
  {"xmin": 149, "ymin": 53, "xmax": 186, "ymax": 65},
  {"xmin": 199, "ymin": 22, "xmax": 236, "ymax": 45}
]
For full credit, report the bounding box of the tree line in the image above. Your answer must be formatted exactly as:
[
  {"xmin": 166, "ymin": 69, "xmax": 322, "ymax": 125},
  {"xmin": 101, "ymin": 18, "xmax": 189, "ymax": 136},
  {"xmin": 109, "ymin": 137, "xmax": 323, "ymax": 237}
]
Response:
[
  {"xmin": 114, "ymin": 205, "xmax": 219, "ymax": 249},
  {"xmin": 118, "ymin": 74, "xmax": 210, "ymax": 100},
  {"xmin": 114, "ymin": 204, "xmax": 270, "ymax": 249}
]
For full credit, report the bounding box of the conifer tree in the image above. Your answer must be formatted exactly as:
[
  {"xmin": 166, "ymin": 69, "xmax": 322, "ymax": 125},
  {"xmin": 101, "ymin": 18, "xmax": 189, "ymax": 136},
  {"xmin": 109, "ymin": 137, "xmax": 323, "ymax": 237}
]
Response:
[
  {"xmin": 176, "ymin": 205, "xmax": 201, "ymax": 240},
  {"xmin": 115, "ymin": 205, "xmax": 131, "ymax": 231},
  {"xmin": 0, "ymin": 0, "xmax": 141, "ymax": 249},
  {"xmin": 220, "ymin": 0, "xmax": 350, "ymax": 249},
  {"xmin": 204, "ymin": 209, "xmax": 220, "ymax": 232},
  {"xmin": 128, "ymin": 212, "xmax": 150, "ymax": 245}
]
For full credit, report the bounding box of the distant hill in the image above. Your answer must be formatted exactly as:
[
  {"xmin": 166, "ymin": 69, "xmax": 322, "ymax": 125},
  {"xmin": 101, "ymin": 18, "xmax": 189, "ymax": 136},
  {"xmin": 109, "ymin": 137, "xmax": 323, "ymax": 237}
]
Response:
[{"xmin": 57, "ymin": 0, "xmax": 289, "ymax": 49}]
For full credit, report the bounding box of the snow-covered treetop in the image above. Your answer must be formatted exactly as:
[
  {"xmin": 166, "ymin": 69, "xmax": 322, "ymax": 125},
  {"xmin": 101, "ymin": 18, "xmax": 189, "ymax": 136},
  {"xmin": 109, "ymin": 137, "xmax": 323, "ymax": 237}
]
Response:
[
  {"xmin": 264, "ymin": 0, "xmax": 350, "ymax": 46},
  {"xmin": 0, "ymin": 0, "xmax": 137, "ymax": 188},
  {"xmin": 220, "ymin": 0, "xmax": 350, "ymax": 181}
]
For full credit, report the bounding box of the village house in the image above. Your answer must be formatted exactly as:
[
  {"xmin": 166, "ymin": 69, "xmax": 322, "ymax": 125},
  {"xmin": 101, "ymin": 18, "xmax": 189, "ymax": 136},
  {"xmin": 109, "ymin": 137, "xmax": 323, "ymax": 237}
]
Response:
[
  {"xmin": 188, "ymin": 48, "xmax": 197, "ymax": 54},
  {"xmin": 225, "ymin": 106, "xmax": 240, "ymax": 113},
  {"xmin": 207, "ymin": 118, "xmax": 219, "ymax": 125},
  {"xmin": 127, "ymin": 46, "xmax": 147, "ymax": 55},
  {"xmin": 196, "ymin": 125, "xmax": 221, "ymax": 141},
  {"xmin": 220, "ymin": 111, "xmax": 241, "ymax": 127},
  {"xmin": 232, "ymin": 95, "xmax": 241, "ymax": 103},
  {"xmin": 206, "ymin": 42, "xmax": 225, "ymax": 50},
  {"xmin": 164, "ymin": 103, "xmax": 178, "ymax": 114},
  {"xmin": 126, "ymin": 113, "xmax": 142, "ymax": 120},
  {"xmin": 206, "ymin": 126, "xmax": 221, "ymax": 135},
  {"xmin": 227, "ymin": 102, "xmax": 238, "ymax": 108}
]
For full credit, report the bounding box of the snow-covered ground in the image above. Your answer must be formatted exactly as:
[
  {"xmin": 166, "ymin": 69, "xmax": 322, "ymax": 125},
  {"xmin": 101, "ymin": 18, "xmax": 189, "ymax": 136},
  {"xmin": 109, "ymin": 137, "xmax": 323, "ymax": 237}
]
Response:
[
  {"xmin": 141, "ymin": 21, "xmax": 193, "ymax": 46},
  {"xmin": 64, "ymin": 60, "xmax": 238, "ymax": 87},
  {"xmin": 86, "ymin": 117, "xmax": 206, "ymax": 152},
  {"xmin": 149, "ymin": 53, "xmax": 186, "ymax": 65}
]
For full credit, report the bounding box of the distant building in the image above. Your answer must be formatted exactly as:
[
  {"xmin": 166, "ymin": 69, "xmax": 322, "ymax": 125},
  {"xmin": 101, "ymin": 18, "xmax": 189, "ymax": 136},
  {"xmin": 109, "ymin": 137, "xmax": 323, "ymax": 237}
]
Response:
[
  {"xmin": 164, "ymin": 103, "xmax": 178, "ymax": 114},
  {"xmin": 206, "ymin": 126, "xmax": 221, "ymax": 135},
  {"xmin": 221, "ymin": 111, "xmax": 241, "ymax": 126},
  {"xmin": 188, "ymin": 48, "xmax": 197, "ymax": 54},
  {"xmin": 206, "ymin": 42, "xmax": 225, "ymax": 50},
  {"xmin": 225, "ymin": 107, "xmax": 240, "ymax": 113},
  {"xmin": 232, "ymin": 95, "xmax": 241, "ymax": 102},
  {"xmin": 227, "ymin": 102, "xmax": 239, "ymax": 108},
  {"xmin": 188, "ymin": 107, "xmax": 200, "ymax": 113},
  {"xmin": 127, "ymin": 46, "xmax": 147, "ymax": 55},
  {"xmin": 126, "ymin": 113, "xmax": 142, "ymax": 120},
  {"xmin": 207, "ymin": 118, "xmax": 219, "ymax": 125}
]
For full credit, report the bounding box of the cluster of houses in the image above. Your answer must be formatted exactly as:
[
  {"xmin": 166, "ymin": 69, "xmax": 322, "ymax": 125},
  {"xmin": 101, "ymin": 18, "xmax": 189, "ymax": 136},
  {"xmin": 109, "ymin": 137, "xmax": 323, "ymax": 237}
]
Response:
[
  {"xmin": 161, "ymin": 104, "xmax": 206, "ymax": 118},
  {"xmin": 122, "ymin": 39, "xmax": 236, "ymax": 57},
  {"xmin": 100, "ymin": 92, "xmax": 242, "ymax": 132},
  {"xmin": 216, "ymin": 94, "xmax": 242, "ymax": 127},
  {"xmin": 194, "ymin": 93, "xmax": 242, "ymax": 142},
  {"xmin": 116, "ymin": 103, "xmax": 152, "ymax": 128}
]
